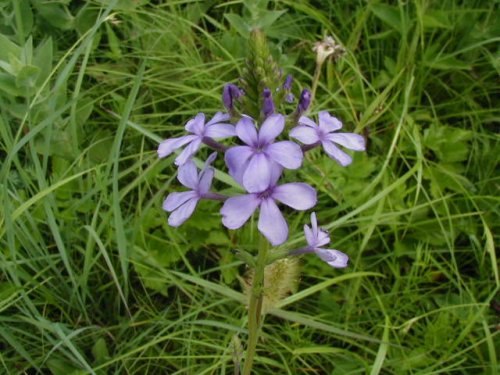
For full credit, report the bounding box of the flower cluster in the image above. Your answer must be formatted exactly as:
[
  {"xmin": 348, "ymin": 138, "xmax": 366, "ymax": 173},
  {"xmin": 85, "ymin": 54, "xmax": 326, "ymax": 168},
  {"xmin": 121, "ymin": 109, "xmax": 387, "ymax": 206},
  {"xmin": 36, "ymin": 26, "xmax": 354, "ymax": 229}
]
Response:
[{"xmin": 158, "ymin": 80, "xmax": 365, "ymax": 267}]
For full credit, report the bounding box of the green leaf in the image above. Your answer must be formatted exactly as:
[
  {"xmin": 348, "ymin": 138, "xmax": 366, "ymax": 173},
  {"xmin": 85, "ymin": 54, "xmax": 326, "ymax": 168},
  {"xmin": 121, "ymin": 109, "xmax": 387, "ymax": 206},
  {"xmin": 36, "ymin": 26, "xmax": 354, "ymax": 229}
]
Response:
[
  {"xmin": 224, "ymin": 13, "xmax": 251, "ymax": 37},
  {"xmin": 422, "ymin": 12, "xmax": 452, "ymax": 30},
  {"xmin": 15, "ymin": 64, "xmax": 39, "ymax": 89},
  {"xmin": 34, "ymin": 2, "xmax": 74, "ymax": 30},
  {"xmin": 255, "ymin": 10, "xmax": 287, "ymax": 29},
  {"xmin": 371, "ymin": 4, "xmax": 402, "ymax": 32},
  {"xmin": 0, "ymin": 72, "xmax": 21, "ymax": 96},
  {"xmin": 33, "ymin": 37, "xmax": 53, "ymax": 86},
  {"xmin": 0, "ymin": 34, "xmax": 21, "ymax": 61},
  {"xmin": 92, "ymin": 338, "xmax": 110, "ymax": 364}
]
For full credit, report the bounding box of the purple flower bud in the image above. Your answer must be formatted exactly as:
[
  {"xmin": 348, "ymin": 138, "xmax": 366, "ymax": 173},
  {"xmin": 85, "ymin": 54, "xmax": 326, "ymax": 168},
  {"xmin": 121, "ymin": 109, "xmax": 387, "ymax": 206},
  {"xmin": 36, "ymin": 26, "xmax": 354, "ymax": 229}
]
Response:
[
  {"xmin": 283, "ymin": 75, "xmax": 293, "ymax": 91},
  {"xmin": 222, "ymin": 83, "xmax": 243, "ymax": 111},
  {"xmin": 297, "ymin": 89, "xmax": 311, "ymax": 115},
  {"xmin": 285, "ymin": 93, "xmax": 295, "ymax": 103},
  {"xmin": 262, "ymin": 88, "xmax": 275, "ymax": 117}
]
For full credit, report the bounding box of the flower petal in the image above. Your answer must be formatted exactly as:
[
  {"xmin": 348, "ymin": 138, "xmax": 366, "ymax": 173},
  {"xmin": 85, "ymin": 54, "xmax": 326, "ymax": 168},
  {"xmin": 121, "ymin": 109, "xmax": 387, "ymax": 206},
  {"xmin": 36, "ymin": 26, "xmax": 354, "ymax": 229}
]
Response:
[
  {"xmin": 168, "ymin": 197, "xmax": 199, "ymax": 227},
  {"xmin": 298, "ymin": 115, "xmax": 317, "ymax": 128},
  {"xmin": 315, "ymin": 249, "xmax": 349, "ymax": 268},
  {"xmin": 204, "ymin": 124, "xmax": 236, "ymax": 139},
  {"xmin": 157, "ymin": 135, "xmax": 196, "ymax": 158},
  {"xmin": 266, "ymin": 141, "xmax": 303, "ymax": 169},
  {"xmin": 198, "ymin": 167, "xmax": 214, "ymax": 195},
  {"xmin": 289, "ymin": 126, "xmax": 320, "ymax": 145},
  {"xmin": 206, "ymin": 112, "xmax": 231, "ymax": 126},
  {"xmin": 272, "ymin": 183, "xmax": 317, "ymax": 210},
  {"xmin": 327, "ymin": 133, "xmax": 366, "ymax": 151},
  {"xmin": 163, "ymin": 191, "xmax": 198, "ymax": 212},
  {"xmin": 316, "ymin": 229, "xmax": 330, "ymax": 247},
  {"xmin": 304, "ymin": 224, "xmax": 315, "ymax": 247},
  {"xmin": 177, "ymin": 160, "xmax": 199, "ymax": 189},
  {"xmin": 221, "ymin": 194, "xmax": 260, "ymax": 229},
  {"xmin": 258, "ymin": 114, "xmax": 285, "ymax": 144},
  {"xmin": 258, "ymin": 198, "xmax": 288, "ymax": 245},
  {"xmin": 185, "ymin": 113, "xmax": 206, "ymax": 135},
  {"xmin": 225, "ymin": 145, "xmax": 253, "ymax": 185},
  {"xmin": 322, "ymin": 140, "xmax": 352, "ymax": 166},
  {"xmin": 318, "ymin": 111, "xmax": 342, "ymax": 133},
  {"xmin": 236, "ymin": 116, "xmax": 258, "ymax": 146},
  {"xmin": 174, "ymin": 138, "xmax": 202, "ymax": 166},
  {"xmin": 243, "ymin": 153, "xmax": 272, "ymax": 193}
]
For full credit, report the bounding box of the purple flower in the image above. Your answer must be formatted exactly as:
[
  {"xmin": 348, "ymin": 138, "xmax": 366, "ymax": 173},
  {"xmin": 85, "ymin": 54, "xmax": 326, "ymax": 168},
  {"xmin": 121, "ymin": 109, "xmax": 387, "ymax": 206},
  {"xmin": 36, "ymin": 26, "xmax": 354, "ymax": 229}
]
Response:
[
  {"xmin": 294, "ymin": 212, "xmax": 348, "ymax": 268},
  {"xmin": 221, "ymin": 168, "xmax": 317, "ymax": 245},
  {"xmin": 222, "ymin": 83, "xmax": 243, "ymax": 111},
  {"xmin": 289, "ymin": 111, "xmax": 365, "ymax": 166},
  {"xmin": 296, "ymin": 89, "xmax": 311, "ymax": 115},
  {"xmin": 225, "ymin": 114, "xmax": 303, "ymax": 193},
  {"xmin": 283, "ymin": 75, "xmax": 293, "ymax": 91},
  {"xmin": 158, "ymin": 112, "xmax": 235, "ymax": 166},
  {"xmin": 162, "ymin": 154, "xmax": 217, "ymax": 227},
  {"xmin": 262, "ymin": 88, "xmax": 275, "ymax": 117}
]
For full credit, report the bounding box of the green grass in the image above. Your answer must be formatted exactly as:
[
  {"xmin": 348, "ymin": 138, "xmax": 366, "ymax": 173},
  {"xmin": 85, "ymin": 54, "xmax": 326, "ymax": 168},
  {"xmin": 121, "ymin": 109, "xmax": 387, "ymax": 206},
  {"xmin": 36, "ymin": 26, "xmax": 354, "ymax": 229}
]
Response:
[{"xmin": 0, "ymin": 0, "xmax": 498, "ymax": 374}]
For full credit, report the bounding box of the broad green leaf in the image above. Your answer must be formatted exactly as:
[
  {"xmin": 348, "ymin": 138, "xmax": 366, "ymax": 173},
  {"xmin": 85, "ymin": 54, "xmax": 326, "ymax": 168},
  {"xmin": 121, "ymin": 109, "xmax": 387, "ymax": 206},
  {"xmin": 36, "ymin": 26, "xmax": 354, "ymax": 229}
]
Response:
[
  {"xmin": 224, "ymin": 13, "xmax": 251, "ymax": 37},
  {"xmin": 371, "ymin": 4, "xmax": 402, "ymax": 32}
]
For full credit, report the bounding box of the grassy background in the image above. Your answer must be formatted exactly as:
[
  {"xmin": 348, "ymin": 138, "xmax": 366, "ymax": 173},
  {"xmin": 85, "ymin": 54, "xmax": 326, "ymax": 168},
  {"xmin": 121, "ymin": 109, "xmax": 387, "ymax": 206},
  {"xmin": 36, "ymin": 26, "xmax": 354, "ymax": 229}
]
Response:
[{"xmin": 0, "ymin": 0, "xmax": 498, "ymax": 374}]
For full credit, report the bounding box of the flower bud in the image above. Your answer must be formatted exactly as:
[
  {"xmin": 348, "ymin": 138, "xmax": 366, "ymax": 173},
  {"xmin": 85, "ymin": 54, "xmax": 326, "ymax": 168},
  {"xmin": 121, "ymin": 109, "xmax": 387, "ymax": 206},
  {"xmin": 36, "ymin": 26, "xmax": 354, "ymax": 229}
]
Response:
[
  {"xmin": 262, "ymin": 88, "xmax": 275, "ymax": 117},
  {"xmin": 296, "ymin": 89, "xmax": 311, "ymax": 115},
  {"xmin": 222, "ymin": 83, "xmax": 243, "ymax": 111}
]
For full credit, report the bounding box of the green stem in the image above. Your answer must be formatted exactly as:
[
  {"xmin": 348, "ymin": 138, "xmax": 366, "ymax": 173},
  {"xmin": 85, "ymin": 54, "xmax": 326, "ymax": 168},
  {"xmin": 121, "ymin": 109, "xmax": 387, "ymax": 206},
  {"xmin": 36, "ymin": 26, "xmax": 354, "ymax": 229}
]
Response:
[
  {"xmin": 309, "ymin": 61, "xmax": 323, "ymax": 110},
  {"xmin": 242, "ymin": 236, "xmax": 269, "ymax": 375}
]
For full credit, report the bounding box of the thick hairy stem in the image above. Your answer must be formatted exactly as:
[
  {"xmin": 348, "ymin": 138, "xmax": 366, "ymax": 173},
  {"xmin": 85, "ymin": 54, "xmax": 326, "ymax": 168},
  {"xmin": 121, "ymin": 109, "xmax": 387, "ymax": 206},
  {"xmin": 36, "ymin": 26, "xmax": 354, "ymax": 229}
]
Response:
[{"xmin": 242, "ymin": 236, "xmax": 269, "ymax": 375}]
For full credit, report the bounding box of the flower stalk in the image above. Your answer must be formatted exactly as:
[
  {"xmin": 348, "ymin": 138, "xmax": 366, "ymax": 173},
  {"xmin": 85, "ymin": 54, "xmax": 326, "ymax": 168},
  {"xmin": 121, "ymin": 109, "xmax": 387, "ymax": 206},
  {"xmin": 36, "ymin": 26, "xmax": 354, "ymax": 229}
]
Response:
[{"xmin": 242, "ymin": 235, "xmax": 269, "ymax": 375}]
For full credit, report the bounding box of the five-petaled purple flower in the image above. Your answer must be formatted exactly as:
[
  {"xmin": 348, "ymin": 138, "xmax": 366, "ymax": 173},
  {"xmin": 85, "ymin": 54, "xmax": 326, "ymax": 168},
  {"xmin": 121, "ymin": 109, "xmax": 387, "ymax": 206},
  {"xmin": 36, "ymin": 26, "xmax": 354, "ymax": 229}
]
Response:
[
  {"xmin": 290, "ymin": 111, "xmax": 365, "ymax": 166},
  {"xmin": 225, "ymin": 114, "xmax": 303, "ymax": 193},
  {"xmin": 162, "ymin": 154, "xmax": 217, "ymax": 227},
  {"xmin": 221, "ymin": 167, "xmax": 317, "ymax": 245},
  {"xmin": 158, "ymin": 112, "xmax": 235, "ymax": 166},
  {"xmin": 292, "ymin": 212, "xmax": 348, "ymax": 268}
]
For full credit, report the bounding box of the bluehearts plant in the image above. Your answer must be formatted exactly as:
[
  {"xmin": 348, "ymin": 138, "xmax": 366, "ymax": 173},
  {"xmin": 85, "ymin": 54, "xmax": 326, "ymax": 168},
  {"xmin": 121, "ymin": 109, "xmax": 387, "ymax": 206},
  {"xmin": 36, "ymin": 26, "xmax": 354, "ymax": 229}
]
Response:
[{"xmin": 157, "ymin": 30, "xmax": 364, "ymax": 374}]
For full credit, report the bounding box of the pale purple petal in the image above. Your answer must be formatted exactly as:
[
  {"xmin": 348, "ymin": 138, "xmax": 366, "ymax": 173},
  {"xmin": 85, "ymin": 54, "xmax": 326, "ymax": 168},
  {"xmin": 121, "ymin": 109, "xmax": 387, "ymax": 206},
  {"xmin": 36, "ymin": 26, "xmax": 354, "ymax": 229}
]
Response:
[
  {"xmin": 258, "ymin": 198, "xmax": 288, "ymax": 245},
  {"xmin": 322, "ymin": 140, "xmax": 352, "ymax": 166},
  {"xmin": 272, "ymin": 183, "xmax": 317, "ymax": 210},
  {"xmin": 269, "ymin": 164, "xmax": 283, "ymax": 187},
  {"xmin": 327, "ymin": 133, "xmax": 366, "ymax": 151},
  {"xmin": 198, "ymin": 167, "xmax": 214, "ymax": 195},
  {"xmin": 177, "ymin": 160, "xmax": 198, "ymax": 189},
  {"xmin": 298, "ymin": 116, "xmax": 318, "ymax": 128},
  {"xmin": 221, "ymin": 194, "xmax": 260, "ymax": 229},
  {"xmin": 266, "ymin": 141, "xmax": 303, "ymax": 169},
  {"xmin": 185, "ymin": 113, "xmax": 206, "ymax": 135},
  {"xmin": 157, "ymin": 135, "xmax": 196, "ymax": 158},
  {"xmin": 163, "ymin": 191, "xmax": 198, "ymax": 212},
  {"xmin": 258, "ymin": 114, "xmax": 285, "ymax": 144},
  {"xmin": 318, "ymin": 111, "xmax": 342, "ymax": 133},
  {"xmin": 168, "ymin": 197, "xmax": 199, "ymax": 227},
  {"xmin": 236, "ymin": 116, "xmax": 258, "ymax": 146},
  {"xmin": 204, "ymin": 123, "xmax": 236, "ymax": 139},
  {"xmin": 315, "ymin": 249, "xmax": 349, "ymax": 268},
  {"xmin": 304, "ymin": 224, "xmax": 315, "ymax": 247},
  {"xmin": 316, "ymin": 229, "xmax": 330, "ymax": 247},
  {"xmin": 310, "ymin": 212, "xmax": 318, "ymax": 236},
  {"xmin": 243, "ymin": 153, "xmax": 272, "ymax": 193},
  {"xmin": 206, "ymin": 112, "xmax": 231, "ymax": 126},
  {"xmin": 174, "ymin": 138, "xmax": 202, "ymax": 166},
  {"xmin": 225, "ymin": 145, "xmax": 253, "ymax": 185},
  {"xmin": 289, "ymin": 126, "xmax": 320, "ymax": 145}
]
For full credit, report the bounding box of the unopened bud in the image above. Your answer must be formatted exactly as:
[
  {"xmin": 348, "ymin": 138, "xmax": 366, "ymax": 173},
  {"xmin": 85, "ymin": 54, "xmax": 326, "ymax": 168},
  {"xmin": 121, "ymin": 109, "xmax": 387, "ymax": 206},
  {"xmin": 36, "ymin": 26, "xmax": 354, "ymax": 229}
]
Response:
[
  {"xmin": 262, "ymin": 88, "xmax": 275, "ymax": 117},
  {"xmin": 297, "ymin": 89, "xmax": 311, "ymax": 115}
]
